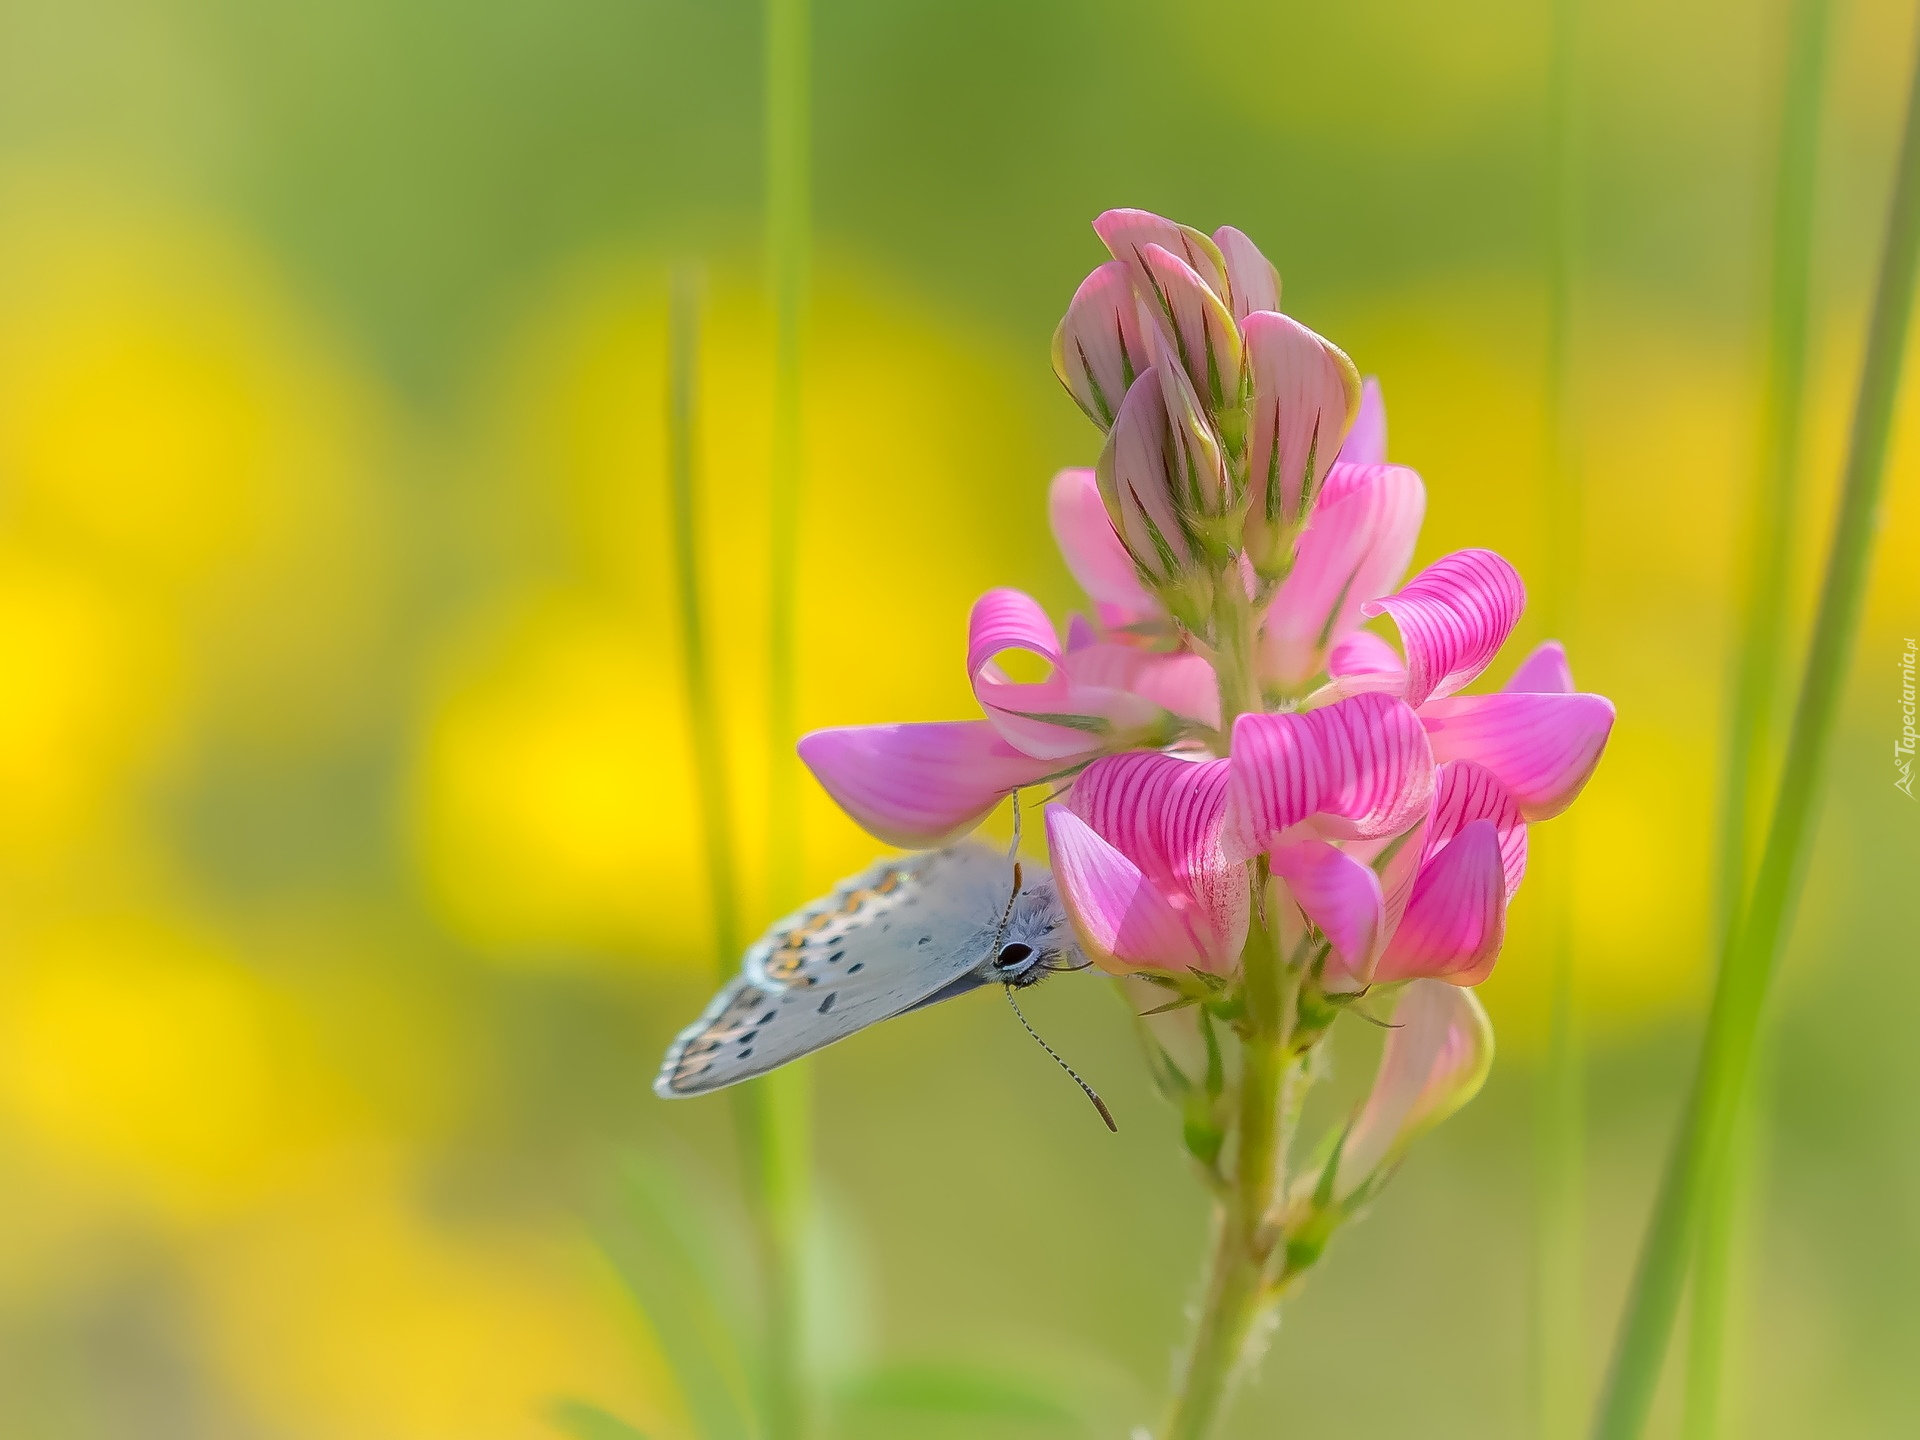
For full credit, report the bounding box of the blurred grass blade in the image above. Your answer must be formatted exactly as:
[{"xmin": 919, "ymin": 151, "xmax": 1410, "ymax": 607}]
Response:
[
  {"xmin": 1536, "ymin": 0, "xmax": 1586, "ymax": 1434},
  {"xmin": 549, "ymin": 1399, "xmax": 653, "ymax": 1440},
  {"xmin": 601, "ymin": 1155, "xmax": 759, "ymax": 1440},
  {"xmin": 1592, "ymin": 13, "xmax": 1920, "ymax": 1438},
  {"xmin": 756, "ymin": 0, "xmax": 817, "ymax": 1434},
  {"xmin": 1685, "ymin": 0, "xmax": 1832, "ymax": 1434},
  {"xmin": 835, "ymin": 1360, "xmax": 1094, "ymax": 1433}
]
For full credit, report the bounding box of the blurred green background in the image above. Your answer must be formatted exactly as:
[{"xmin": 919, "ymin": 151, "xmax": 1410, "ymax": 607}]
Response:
[{"xmin": 0, "ymin": 0, "xmax": 1916, "ymax": 1435}]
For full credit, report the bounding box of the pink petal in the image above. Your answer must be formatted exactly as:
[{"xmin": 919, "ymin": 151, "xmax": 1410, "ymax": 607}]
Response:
[
  {"xmin": 1361, "ymin": 549, "xmax": 1526, "ymax": 706},
  {"xmin": 798, "ymin": 721, "xmax": 1058, "ymax": 849},
  {"xmin": 1427, "ymin": 759, "xmax": 1527, "ymax": 897},
  {"xmin": 1338, "ymin": 377, "xmax": 1387, "ymax": 465},
  {"xmin": 1092, "ymin": 208, "xmax": 1231, "ymax": 306},
  {"xmin": 1044, "ymin": 806, "xmax": 1221, "ymax": 974},
  {"xmin": 1375, "ymin": 818, "xmax": 1506, "ymax": 985},
  {"xmin": 1503, "ymin": 639, "xmax": 1576, "ymax": 695},
  {"xmin": 1224, "ymin": 692, "xmax": 1435, "ymax": 853},
  {"xmin": 1212, "ymin": 225, "xmax": 1280, "ymax": 321},
  {"xmin": 1328, "ymin": 630, "xmax": 1407, "ymax": 678},
  {"xmin": 1066, "ymin": 751, "xmax": 1247, "ymax": 968},
  {"xmin": 1152, "ymin": 350, "xmax": 1231, "ymax": 516},
  {"xmin": 1260, "ymin": 462, "xmax": 1426, "ymax": 688},
  {"xmin": 1063, "ymin": 644, "xmax": 1220, "ymax": 730},
  {"xmin": 1269, "ymin": 838, "xmax": 1384, "ymax": 985},
  {"xmin": 1048, "ymin": 468, "xmax": 1158, "ymax": 620},
  {"xmin": 1340, "ymin": 980, "xmax": 1493, "ymax": 1194},
  {"xmin": 1138, "ymin": 243, "xmax": 1244, "ymax": 416},
  {"xmin": 1243, "ymin": 311, "xmax": 1362, "ymax": 530},
  {"xmin": 1419, "ymin": 691, "xmax": 1615, "ymax": 821},
  {"xmin": 1098, "ymin": 366, "xmax": 1190, "ymax": 577},
  {"xmin": 1051, "ymin": 260, "xmax": 1150, "ymax": 428}
]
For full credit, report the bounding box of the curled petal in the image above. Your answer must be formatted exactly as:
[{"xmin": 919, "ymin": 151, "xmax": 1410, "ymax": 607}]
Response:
[
  {"xmin": 1338, "ymin": 377, "xmax": 1387, "ymax": 466},
  {"xmin": 1504, "ymin": 639, "xmax": 1576, "ymax": 695},
  {"xmin": 1063, "ymin": 644, "xmax": 1220, "ymax": 730},
  {"xmin": 1362, "ymin": 549, "xmax": 1526, "ymax": 706},
  {"xmin": 1048, "ymin": 468, "xmax": 1158, "ymax": 620},
  {"xmin": 1243, "ymin": 311, "xmax": 1363, "ymax": 533},
  {"xmin": 1269, "ymin": 838, "xmax": 1385, "ymax": 986},
  {"xmin": 1045, "ymin": 806, "xmax": 1222, "ymax": 974},
  {"xmin": 1093, "ymin": 208, "xmax": 1231, "ymax": 307},
  {"xmin": 1213, "ymin": 225, "xmax": 1280, "ymax": 321},
  {"xmin": 1139, "ymin": 242, "xmax": 1244, "ymax": 416},
  {"xmin": 1427, "ymin": 759, "xmax": 1527, "ymax": 897},
  {"xmin": 1340, "ymin": 980, "xmax": 1494, "ymax": 1195},
  {"xmin": 799, "ymin": 721, "xmax": 1058, "ymax": 849},
  {"xmin": 1224, "ymin": 692, "xmax": 1435, "ymax": 853},
  {"xmin": 1376, "ymin": 819, "xmax": 1506, "ymax": 985},
  {"xmin": 1066, "ymin": 751, "xmax": 1246, "ymax": 967},
  {"xmin": 1328, "ymin": 630, "xmax": 1406, "ymax": 679},
  {"xmin": 1261, "ymin": 462, "xmax": 1426, "ymax": 688},
  {"xmin": 1420, "ymin": 691, "xmax": 1615, "ymax": 821},
  {"xmin": 1098, "ymin": 366, "xmax": 1191, "ymax": 578},
  {"xmin": 1052, "ymin": 261, "xmax": 1150, "ymax": 428}
]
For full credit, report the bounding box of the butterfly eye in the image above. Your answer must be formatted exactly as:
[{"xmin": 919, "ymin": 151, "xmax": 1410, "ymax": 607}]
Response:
[{"xmin": 996, "ymin": 942, "xmax": 1035, "ymax": 971}]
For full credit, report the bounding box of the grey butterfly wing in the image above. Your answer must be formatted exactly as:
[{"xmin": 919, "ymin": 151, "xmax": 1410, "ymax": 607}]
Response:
[{"xmin": 654, "ymin": 843, "xmax": 1015, "ymax": 1097}]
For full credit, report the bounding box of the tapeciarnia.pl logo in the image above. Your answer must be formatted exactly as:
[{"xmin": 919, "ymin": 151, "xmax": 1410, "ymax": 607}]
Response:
[{"xmin": 1899, "ymin": 638, "xmax": 1917, "ymax": 799}]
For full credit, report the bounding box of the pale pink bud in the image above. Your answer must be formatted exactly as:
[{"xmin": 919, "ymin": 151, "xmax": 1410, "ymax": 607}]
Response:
[{"xmin": 1052, "ymin": 260, "xmax": 1151, "ymax": 428}]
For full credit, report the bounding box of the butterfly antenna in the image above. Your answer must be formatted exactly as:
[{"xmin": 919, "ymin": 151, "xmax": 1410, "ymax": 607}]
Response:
[
  {"xmin": 994, "ymin": 789, "xmax": 1025, "ymax": 942},
  {"xmin": 1004, "ymin": 984, "xmax": 1117, "ymax": 1132}
]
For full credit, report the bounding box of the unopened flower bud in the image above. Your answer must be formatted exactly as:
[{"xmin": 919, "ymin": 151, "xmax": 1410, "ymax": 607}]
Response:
[
  {"xmin": 1212, "ymin": 225, "xmax": 1281, "ymax": 322},
  {"xmin": 1053, "ymin": 260, "xmax": 1150, "ymax": 429},
  {"xmin": 1096, "ymin": 367, "xmax": 1216, "ymax": 632},
  {"xmin": 1241, "ymin": 311, "xmax": 1362, "ymax": 582}
]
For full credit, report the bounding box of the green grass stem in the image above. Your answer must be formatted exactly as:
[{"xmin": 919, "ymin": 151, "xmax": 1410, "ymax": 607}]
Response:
[
  {"xmin": 1536, "ymin": 0, "xmax": 1586, "ymax": 1433},
  {"xmin": 1593, "ymin": 14, "xmax": 1920, "ymax": 1436},
  {"xmin": 1684, "ymin": 1, "xmax": 1831, "ymax": 1434}
]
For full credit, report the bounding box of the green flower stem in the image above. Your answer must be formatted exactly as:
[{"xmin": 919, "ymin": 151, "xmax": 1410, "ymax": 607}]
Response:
[
  {"xmin": 1162, "ymin": 878, "xmax": 1287, "ymax": 1440},
  {"xmin": 1593, "ymin": 16, "xmax": 1920, "ymax": 1437},
  {"xmin": 754, "ymin": 0, "xmax": 813, "ymax": 1434},
  {"xmin": 1685, "ymin": 2, "xmax": 1831, "ymax": 1434}
]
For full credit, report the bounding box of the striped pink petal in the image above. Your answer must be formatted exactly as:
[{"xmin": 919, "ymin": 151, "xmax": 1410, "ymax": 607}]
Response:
[
  {"xmin": 1338, "ymin": 377, "xmax": 1387, "ymax": 465},
  {"xmin": 1092, "ymin": 208, "xmax": 1231, "ymax": 307},
  {"xmin": 1212, "ymin": 225, "xmax": 1280, "ymax": 321},
  {"xmin": 1065, "ymin": 750, "xmax": 1246, "ymax": 969},
  {"xmin": 798, "ymin": 721, "xmax": 1058, "ymax": 850},
  {"xmin": 1243, "ymin": 311, "xmax": 1362, "ymax": 530},
  {"xmin": 1375, "ymin": 818, "xmax": 1507, "ymax": 985},
  {"xmin": 1051, "ymin": 260, "xmax": 1150, "ymax": 428},
  {"xmin": 1269, "ymin": 838, "xmax": 1385, "ymax": 986},
  {"xmin": 1223, "ymin": 692, "xmax": 1435, "ymax": 854},
  {"xmin": 1044, "ymin": 806, "xmax": 1223, "ymax": 974},
  {"xmin": 1098, "ymin": 366, "xmax": 1191, "ymax": 578},
  {"xmin": 1048, "ymin": 468, "xmax": 1159, "ymax": 621},
  {"xmin": 1138, "ymin": 242, "xmax": 1244, "ymax": 416},
  {"xmin": 1361, "ymin": 549, "xmax": 1526, "ymax": 706},
  {"xmin": 1328, "ymin": 629, "xmax": 1407, "ymax": 679},
  {"xmin": 1427, "ymin": 759, "xmax": 1527, "ymax": 898},
  {"xmin": 1260, "ymin": 462, "xmax": 1426, "ymax": 688},
  {"xmin": 1419, "ymin": 691, "xmax": 1615, "ymax": 821},
  {"xmin": 1340, "ymin": 980, "xmax": 1493, "ymax": 1195},
  {"xmin": 1061, "ymin": 643, "xmax": 1220, "ymax": 730},
  {"xmin": 1503, "ymin": 639, "xmax": 1576, "ymax": 695}
]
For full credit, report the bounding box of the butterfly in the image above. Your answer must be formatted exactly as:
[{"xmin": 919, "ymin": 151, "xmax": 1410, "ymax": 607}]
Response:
[{"xmin": 654, "ymin": 839, "xmax": 1113, "ymax": 1126}]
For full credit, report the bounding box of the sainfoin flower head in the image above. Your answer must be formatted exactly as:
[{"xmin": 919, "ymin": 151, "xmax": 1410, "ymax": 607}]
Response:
[{"xmin": 798, "ymin": 207, "xmax": 1614, "ymax": 1421}]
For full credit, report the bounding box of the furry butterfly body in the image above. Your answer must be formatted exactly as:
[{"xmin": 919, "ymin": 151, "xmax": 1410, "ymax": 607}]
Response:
[{"xmin": 655, "ymin": 842, "xmax": 1079, "ymax": 1097}]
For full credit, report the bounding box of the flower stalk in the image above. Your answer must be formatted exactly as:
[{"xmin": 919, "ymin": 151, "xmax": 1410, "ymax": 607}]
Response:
[{"xmin": 1593, "ymin": 13, "xmax": 1920, "ymax": 1436}]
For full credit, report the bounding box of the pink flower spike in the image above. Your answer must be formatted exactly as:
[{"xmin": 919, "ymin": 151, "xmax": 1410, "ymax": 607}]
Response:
[
  {"xmin": 1260, "ymin": 462, "xmax": 1425, "ymax": 689},
  {"xmin": 1269, "ymin": 838, "xmax": 1385, "ymax": 986},
  {"xmin": 1243, "ymin": 311, "xmax": 1363, "ymax": 534},
  {"xmin": 1138, "ymin": 242, "xmax": 1244, "ymax": 415},
  {"xmin": 1504, "ymin": 639, "xmax": 1576, "ymax": 695},
  {"xmin": 1339, "ymin": 980, "xmax": 1494, "ymax": 1195},
  {"xmin": 1044, "ymin": 806, "xmax": 1222, "ymax": 975},
  {"xmin": 1428, "ymin": 759, "xmax": 1528, "ymax": 898},
  {"xmin": 1048, "ymin": 468, "xmax": 1159, "ymax": 621},
  {"xmin": 1224, "ymin": 692, "xmax": 1435, "ymax": 855},
  {"xmin": 1420, "ymin": 690, "xmax": 1616, "ymax": 821},
  {"xmin": 1052, "ymin": 261, "xmax": 1151, "ymax": 428},
  {"xmin": 1064, "ymin": 751, "xmax": 1247, "ymax": 971},
  {"xmin": 1338, "ymin": 377, "xmax": 1387, "ymax": 465},
  {"xmin": 1092, "ymin": 208, "xmax": 1231, "ymax": 307},
  {"xmin": 798, "ymin": 721, "xmax": 1058, "ymax": 850},
  {"xmin": 1213, "ymin": 225, "xmax": 1280, "ymax": 321},
  {"xmin": 1361, "ymin": 549, "xmax": 1527, "ymax": 706},
  {"xmin": 1376, "ymin": 818, "xmax": 1507, "ymax": 985}
]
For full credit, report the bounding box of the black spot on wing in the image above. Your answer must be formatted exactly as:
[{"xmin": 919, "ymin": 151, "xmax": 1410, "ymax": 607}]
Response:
[{"xmin": 818, "ymin": 992, "xmax": 837, "ymax": 1014}]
